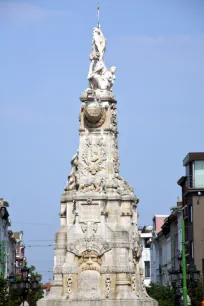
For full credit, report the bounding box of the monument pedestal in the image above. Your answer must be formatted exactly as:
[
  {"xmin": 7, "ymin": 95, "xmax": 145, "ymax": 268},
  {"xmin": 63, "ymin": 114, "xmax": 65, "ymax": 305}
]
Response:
[{"xmin": 38, "ymin": 298, "xmax": 157, "ymax": 306}]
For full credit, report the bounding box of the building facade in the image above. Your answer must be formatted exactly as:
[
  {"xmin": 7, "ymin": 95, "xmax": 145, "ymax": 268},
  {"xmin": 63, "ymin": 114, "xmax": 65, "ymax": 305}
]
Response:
[
  {"xmin": 178, "ymin": 152, "xmax": 204, "ymax": 280},
  {"xmin": 151, "ymin": 204, "xmax": 183, "ymax": 286},
  {"xmin": 14, "ymin": 231, "xmax": 25, "ymax": 276},
  {"xmin": 151, "ymin": 215, "xmax": 168, "ymax": 284},
  {"xmin": 0, "ymin": 198, "xmax": 11, "ymax": 278},
  {"xmin": 0, "ymin": 198, "xmax": 25, "ymax": 279},
  {"xmin": 7, "ymin": 230, "xmax": 17, "ymax": 277},
  {"xmin": 139, "ymin": 226, "xmax": 152, "ymax": 286}
]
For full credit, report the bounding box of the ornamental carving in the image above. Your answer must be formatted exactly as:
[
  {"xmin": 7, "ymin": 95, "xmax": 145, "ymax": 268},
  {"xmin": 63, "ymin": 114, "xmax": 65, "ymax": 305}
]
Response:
[
  {"xmin": 140, "ymin": 270, "xmax": 149, "ymax": 298},
  {"xmin": 67, "ymin": 274, "xmax": 72, "ymax": 298},
  {"xmin": 81, "ymin": 222, "xmax": 98, "ymax": 235},
  {"xmin": 68, "ymin": 236, "xmax": 111, "ymax": 257},
  {"xmin": 78, "ymin": 178, "xmax": 106, "ymax": 193},
  {"xmin": 81, "ymin": 137, "xmax": 106, "ymax": 175},
  {"xmin": 112, "ymin": 147, "xmax": 119, "ymax": 174},
  {"xmin": 115, "ymin": 174, "xmax": 135, "ymax": 197},
  {"xmin": 64, "ymin": 151, "xmax": 79, "ymax": 191},
  {"xmin": 105, "ymin": 275, "xmax": 111, "ymax": 298},
  {"xmin": 110, "ymin": 104, "xmax": 118, "ymax": 133},
  {"xmin": 133, "ymin": 238, "xmax": 143, "ymax": 263},
  {"xmin": 78, "ymin": 250, "xmax": 102, "ymax": 272},
  {"xmin": 84, "ymin": 105, "xmax": 106, "ymax": 128},
  {"xmin": 131, "ymin": 275, "xmax": 136, "ymax": 293}
]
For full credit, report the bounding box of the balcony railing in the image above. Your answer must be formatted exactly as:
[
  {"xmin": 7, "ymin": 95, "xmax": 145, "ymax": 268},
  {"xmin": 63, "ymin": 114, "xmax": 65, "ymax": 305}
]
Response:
[{"xmin": 185, "ymin": 175, "xmax": 204, "ymax": 189}]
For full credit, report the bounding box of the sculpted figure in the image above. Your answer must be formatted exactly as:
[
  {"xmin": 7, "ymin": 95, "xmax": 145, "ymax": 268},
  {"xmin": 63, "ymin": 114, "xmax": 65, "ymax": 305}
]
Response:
[
  {"xmin": 87, "ymin": 25, "xmax": 116, "ymax": 93},
  {"xmin": 76, "ymin": 250, "xmax": 102, "ymax": 300},
  {"xmin": 91, "ymin": 27, "xmax": 106, "ymax": 61},
  {"xmin": 88, "ymin": 26, "xmax": 106, "ymax": 81},
  {"xmin": 79, "ymin": 250, "xmax": 101, "ymax": 272},
  {"xmin": 65, "ymin": 150, "xmax": 79, "ymax": 191},
  {"xmin": 88, "ymin": 65, "xmax": 116, "ymax": 92}
]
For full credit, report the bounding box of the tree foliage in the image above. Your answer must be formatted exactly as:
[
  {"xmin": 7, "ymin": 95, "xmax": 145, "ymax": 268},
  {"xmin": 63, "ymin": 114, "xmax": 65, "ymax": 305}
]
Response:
[
  {"xmin": 0, "ymin": 265, "xmax": 43, "ymax": 306},
  {"xmin": 0, "ymin": 277, "xmax": 9, "ymax": 306},
  {"xmin": 188, "ymin": 281, "xmax": 204, "ymax": 306},
  {"xmin": 147, "ymin": 282, "xmax": 176, "ymax": 306},
  {"xmin": 26, "ymin": 265, "xmax": 44, "ymax": 306}
]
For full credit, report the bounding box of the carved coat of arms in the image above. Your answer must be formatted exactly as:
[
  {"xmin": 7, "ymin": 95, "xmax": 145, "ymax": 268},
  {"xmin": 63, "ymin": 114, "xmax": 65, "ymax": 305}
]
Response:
[{"xmin": 81, "ymin": 137, "xmax": 106, "ymax": 175}]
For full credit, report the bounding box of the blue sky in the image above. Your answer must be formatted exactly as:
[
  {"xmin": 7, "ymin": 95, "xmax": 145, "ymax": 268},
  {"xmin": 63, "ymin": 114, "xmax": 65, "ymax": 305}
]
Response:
[{"xmin": 1, "ymin": 0, "xmax": 204, "ymax": 282}]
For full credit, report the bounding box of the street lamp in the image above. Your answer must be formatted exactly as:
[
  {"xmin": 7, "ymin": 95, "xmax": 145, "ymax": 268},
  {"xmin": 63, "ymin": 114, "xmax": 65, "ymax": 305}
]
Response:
[
  {"xmin": 188, "ymin": 266, "xmax": 200, "ymax": 286},
  {"xmin": 8, "ymin": 267, "xmax": 41, "ymax": 305},
  {"xmin": 168, "ymin": 265, "xmax": 201, "ymax": 290},
  {"xmin": 21, "ymin": 267, "xmax": 29, "ymax": 280}
]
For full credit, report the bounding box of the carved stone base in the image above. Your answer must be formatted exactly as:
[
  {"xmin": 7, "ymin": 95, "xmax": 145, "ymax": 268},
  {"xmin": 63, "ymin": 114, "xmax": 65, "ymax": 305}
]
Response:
[{"xmin": 37, "ymin": 298, "xmax": 157, "ymax": 306}]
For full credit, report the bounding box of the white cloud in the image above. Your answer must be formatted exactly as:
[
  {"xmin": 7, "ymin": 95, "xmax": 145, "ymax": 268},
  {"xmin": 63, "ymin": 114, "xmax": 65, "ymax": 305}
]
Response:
[{"xmin": 0, "ymin": 2, "xmax": 70, "ymax": 22}]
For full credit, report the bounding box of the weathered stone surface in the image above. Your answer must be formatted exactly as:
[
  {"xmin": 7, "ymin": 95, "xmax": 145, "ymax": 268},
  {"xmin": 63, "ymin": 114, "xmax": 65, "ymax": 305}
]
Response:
[
  {"xmin": 38, "ymin": 300, "xmax": 157, "ymax": 306},
  {"xmin": 37, "ymin": 21, "xmax": 157, "ymax": 306}
]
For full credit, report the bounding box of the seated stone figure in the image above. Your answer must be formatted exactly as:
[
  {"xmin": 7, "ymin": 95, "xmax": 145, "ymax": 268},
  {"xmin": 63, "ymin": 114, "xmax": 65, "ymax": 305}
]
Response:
[{"xmin": 88, "ymin": 63, "xmax": 116, "ymax": 92}]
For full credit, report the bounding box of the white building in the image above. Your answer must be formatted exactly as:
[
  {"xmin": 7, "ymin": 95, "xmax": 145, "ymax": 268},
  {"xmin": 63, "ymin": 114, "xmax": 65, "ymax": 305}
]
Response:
[
  {"xmin": 139, "ymin": 225, "xmax": 152, "ymax": 286},
  {"xmin": 150, "ymin": 201, "xmax": 183, "ymax": 286},
  {"xmin": 0, "ymin": 198, "xmax": 11, "ymax": 278},
  {"xmin": 0, "ymin": 199, "xmax": 25, "ymax": 279}
]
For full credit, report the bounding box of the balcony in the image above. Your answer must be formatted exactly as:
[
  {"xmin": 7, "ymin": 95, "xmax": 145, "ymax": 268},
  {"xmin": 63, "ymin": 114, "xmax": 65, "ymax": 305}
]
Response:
[{"xmin": 185, "ymin": 175, "xmax": 204, "ymax": 189}]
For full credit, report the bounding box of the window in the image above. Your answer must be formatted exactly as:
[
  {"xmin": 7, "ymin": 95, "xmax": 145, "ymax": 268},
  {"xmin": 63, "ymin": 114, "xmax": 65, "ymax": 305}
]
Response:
[
  {"xmin": 190, "ymin": 241, "xmax": 194, "ymax": 259},
  {"xmin": 144, "ymin": 261, "xmax": 150, "ymax": 278},
  {"xmin": 144, "ymin": 238, "xmax": 150, "ymax": 248},
  {"xmin": 194, "ymin": 160, "xmax": 204, "ymax": 188},
  {"xmin": 188, "ymin": 205, "xmax": 193, "ymax": 223}
]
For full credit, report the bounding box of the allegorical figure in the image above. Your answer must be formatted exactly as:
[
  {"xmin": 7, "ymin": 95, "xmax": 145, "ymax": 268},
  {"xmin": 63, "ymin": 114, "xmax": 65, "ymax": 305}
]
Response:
[
  {"xmin": 65, "ymin": 150, "xmax": 79, "ymax": 190},
  {"xmin": 87, "ymin": 25, "xmax": 116, "ymax": 93},
  {"xmin": 89, "ymin": 65, "xmax": 116, "ymax": 92}
]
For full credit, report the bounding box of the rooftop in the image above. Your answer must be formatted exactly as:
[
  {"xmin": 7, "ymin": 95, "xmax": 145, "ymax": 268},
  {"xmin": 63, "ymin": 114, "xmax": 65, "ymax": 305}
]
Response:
[{"xmin": 183, "ymin": 152, "xmax": 204, "ymax": 166}]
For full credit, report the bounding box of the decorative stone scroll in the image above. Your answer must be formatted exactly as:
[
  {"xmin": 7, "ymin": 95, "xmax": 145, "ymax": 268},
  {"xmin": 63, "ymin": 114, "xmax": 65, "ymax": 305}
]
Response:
[
  {"xmin": 67, "ymin": 274, "xmax": 72, "ymax": 299},
  {"xmin": 110, "ymin": 104, "xmax": 118, "ymax": 133},
  {"xmin": 131, "ymin": 275, "xmax": 136, "ymax": 294},
  {"xmin": 105, "ymin": 275, "xmax": 111, "ymax": 298}
]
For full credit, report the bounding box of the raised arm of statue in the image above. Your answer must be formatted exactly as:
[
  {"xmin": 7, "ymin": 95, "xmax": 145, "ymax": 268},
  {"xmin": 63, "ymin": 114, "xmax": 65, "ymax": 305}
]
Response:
[{"xmin": 92, "ymin": 27, "xmax": 106, "ymax": 61}]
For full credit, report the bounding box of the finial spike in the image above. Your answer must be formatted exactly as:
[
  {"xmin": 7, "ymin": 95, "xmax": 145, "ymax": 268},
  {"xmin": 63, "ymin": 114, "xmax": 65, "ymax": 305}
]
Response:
[{"xmin": 97, "ymin": 3, "xmax": 100, "ymax": 28}]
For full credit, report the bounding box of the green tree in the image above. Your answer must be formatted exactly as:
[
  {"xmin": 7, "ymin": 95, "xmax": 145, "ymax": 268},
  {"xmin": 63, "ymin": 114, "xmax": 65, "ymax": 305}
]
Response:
[
  {"xmin": 0, "ymin": 277, "xmax": 9, "ymax": 306},
  {"xmin": 188, "ymin": 281, "xmax": 204, "ymax": 306},
  {"xmin": 147, "ymin": 282, "xmax": 176, "ymax": 306},
  {"xmin": 8, "ymin": 264, "xmax": 44, "ymax": 306},
  {"xmin": 26, "ymin": 265, "xmax": 44, "ymax": 306}
]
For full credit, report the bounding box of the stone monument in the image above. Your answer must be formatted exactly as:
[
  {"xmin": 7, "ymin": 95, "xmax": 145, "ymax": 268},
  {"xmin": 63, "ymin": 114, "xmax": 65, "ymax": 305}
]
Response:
[{"xmin": 38, "ymin": 19, "xmax": 157, "ymax": 306}]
